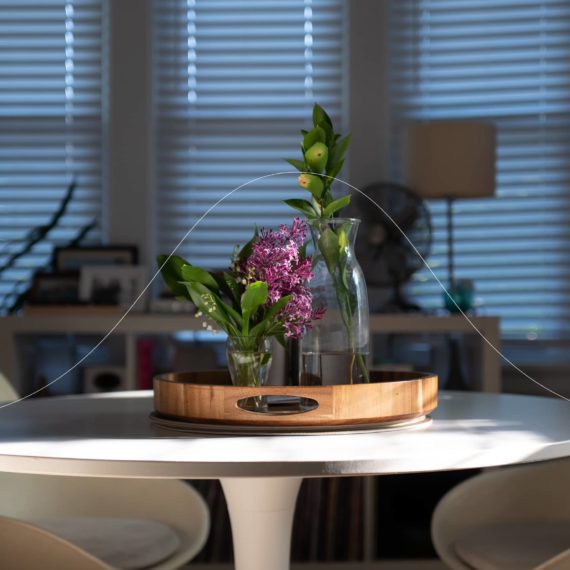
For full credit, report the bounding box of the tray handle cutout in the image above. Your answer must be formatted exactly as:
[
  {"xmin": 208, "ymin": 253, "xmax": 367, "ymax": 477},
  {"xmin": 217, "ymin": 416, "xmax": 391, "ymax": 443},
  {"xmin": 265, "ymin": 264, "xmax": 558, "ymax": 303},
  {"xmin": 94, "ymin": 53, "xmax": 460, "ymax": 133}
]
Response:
[{"xmin": 236, "ymin": 394, "xmax": 319, "ymax": 415}]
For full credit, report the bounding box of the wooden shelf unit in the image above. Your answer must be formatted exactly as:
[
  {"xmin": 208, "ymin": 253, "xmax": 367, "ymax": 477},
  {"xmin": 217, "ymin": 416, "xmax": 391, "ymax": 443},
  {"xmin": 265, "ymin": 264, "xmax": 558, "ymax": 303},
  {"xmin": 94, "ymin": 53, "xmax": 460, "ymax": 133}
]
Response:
[{"xmin": 0, "ymin": 313, "xmax": 501, "ymax": 395}]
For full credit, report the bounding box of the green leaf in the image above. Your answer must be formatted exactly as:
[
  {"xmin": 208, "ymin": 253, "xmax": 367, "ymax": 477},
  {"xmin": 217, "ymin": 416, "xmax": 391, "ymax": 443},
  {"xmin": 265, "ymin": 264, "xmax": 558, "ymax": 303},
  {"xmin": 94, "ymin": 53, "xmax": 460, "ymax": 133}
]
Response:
[
  {"xmin": 338, "ymin": 226, "xmax": 349, "ymax": 253},
  {"xmin": 211, "ymin": 272, "xmax": 241, "ymax": 313},
  {"xmin": 222, "ymin": 301, "xmax": 244, "ymax": 328},
  {"xmin": 336, "ymin": 286, "xmax": 352, "ymax": 326},
  {"xmin": 313, "ymin": 103, "xmax": 333, "ymax": 128},
  {"xmin": 249, "ymin": 295, "xmax": 292, "ymax": 338},
  {"xmin": 318, "ymin": 227, "xmax": 340, "ymax": 273},
  {"xmin": 320, "ymin": 121, "xmax": 334, "ymax": 147},
  {"xmin": 322, "ymin": 195, "xmax": 351, "ymax": 218},
  {"xmin": 340, "ymin": 220, "xmax": 353, "ymax": 235},
  {"xmin": 266, "ymin": 295, "xmax": 292, "ymax": 319},
  {"xmin": 303, "ymin": 126, "xmax": 326, "ymax": 150},
  {"xmin": 156, "ymin": 254, "xmax": 191, "ymax": 298},
  {"xmin": 284, "ymin": 198, "xmax": 318, "ymax": 218},
  {"xmin": 340, "ymin": 255, "xmax": 350, "ymax": 290},
  {"xmin": 274, "ymin": 333, "xmax": 287, "ymax": 348},
  {"xmin": 222, "ymin": 271, "xmax": 241, "ymax": 305},
  {"xmin": 286, "ymin": 158, "xmax": 306, "ymax": 172},
  {"xmin": 329, "ymin": 134, "xmax": 351, "ymax": 167},
  {"xmin": 327, "ymin": 159, "xmax": 345, "ymax": 183},
  {"xmin": 181, "ymin": 264, "xmax": 219, "ymax": 290},
  {"xmin": 241, "ymin": 281, "xmax": 268, "ymax": 316},
  {"xmin": 183, "ymin": 282, "xmax": 234, "ymax": 332},
  {"xmin": 321, "ymin": 190, "xmax": 334, "ymax": 209}
]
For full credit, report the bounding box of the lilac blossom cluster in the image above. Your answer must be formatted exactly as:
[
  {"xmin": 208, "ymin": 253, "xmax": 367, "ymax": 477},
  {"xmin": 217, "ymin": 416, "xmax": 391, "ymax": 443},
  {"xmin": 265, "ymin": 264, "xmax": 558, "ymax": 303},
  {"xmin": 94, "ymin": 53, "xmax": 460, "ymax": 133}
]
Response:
[{"xmin": 236, "ymin": 218, "xmax": 324, "ymax": 338}]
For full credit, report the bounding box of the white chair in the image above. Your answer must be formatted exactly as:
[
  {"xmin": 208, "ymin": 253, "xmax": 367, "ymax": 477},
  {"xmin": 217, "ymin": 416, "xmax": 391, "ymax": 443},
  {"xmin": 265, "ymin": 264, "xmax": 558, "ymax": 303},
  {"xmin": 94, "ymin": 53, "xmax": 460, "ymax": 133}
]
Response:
[
  {"xmin": 432, "ymin": 459, "xmax": 570, "ymax": 570},
  {"xmin": 0, "ymin": 373, "xmax": 210, "ymax": 570},
  {"xmin": 0, "ymin": 516, "xmax": 113, "ymax": 570},
  {"xmin": 0, "ymin": 372, "xmax": 18, "ymax": 402}
]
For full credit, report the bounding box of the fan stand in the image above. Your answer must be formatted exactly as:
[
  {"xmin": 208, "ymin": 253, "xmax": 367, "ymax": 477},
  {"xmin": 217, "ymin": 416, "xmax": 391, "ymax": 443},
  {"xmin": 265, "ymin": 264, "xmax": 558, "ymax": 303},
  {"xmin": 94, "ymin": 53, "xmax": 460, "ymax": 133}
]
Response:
[
  {"xmin": 389, "ymin": 282, "xmax": 422, "ymax": 313},
  {"xmin": 371, "ymin": 281, "xmax": 423, "ymax": 313}
]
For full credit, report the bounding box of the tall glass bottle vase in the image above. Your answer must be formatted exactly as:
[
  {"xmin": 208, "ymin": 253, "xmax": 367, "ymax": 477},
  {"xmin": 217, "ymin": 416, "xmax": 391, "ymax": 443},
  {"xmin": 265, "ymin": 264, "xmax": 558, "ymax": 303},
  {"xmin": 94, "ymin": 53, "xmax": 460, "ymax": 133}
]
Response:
[{"xmin": 301, "ymin": 218, "xmax": 370, "ymax": 385}]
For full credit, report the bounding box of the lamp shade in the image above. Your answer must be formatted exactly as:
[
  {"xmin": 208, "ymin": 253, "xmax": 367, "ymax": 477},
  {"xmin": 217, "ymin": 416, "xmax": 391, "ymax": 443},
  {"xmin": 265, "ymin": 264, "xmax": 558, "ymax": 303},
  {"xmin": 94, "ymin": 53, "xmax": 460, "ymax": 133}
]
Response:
[{"xmin": 401, "ymin": 121, "xmax": 496, "ymax": 199}]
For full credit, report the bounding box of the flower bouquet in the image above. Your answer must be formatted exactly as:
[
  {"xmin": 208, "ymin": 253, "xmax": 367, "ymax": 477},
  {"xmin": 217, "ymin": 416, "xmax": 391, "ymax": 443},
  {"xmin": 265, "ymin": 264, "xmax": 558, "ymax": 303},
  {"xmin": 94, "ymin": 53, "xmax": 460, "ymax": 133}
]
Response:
[{"xmin": 158, "ymin": 219, "xmax": 322, "ymax": 398}]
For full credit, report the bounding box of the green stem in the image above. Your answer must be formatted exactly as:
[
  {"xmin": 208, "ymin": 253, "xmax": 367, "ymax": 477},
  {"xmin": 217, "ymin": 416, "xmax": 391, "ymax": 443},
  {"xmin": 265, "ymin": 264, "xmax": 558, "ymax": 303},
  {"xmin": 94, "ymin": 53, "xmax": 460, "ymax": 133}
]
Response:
[
  {"xmin": 313, "ymin": 221, "xmax": 370, "ymax": 384},
  {"xmin": 357, "ymin": 353, "xmax": 369, "ymax": 382},
  {"xmin": 329, "ymin": 263, "xmax": 369, "ymax": 384},
  {"xmin": 228, "ymin": 339, "xmax": 269, "ymax": 411}
]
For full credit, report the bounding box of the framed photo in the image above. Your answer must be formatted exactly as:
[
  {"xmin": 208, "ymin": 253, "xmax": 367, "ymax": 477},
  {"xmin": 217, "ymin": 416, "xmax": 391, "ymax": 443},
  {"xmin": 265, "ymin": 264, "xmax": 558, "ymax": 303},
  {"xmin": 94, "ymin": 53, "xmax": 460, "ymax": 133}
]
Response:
[
  {"xmin": 53, "ymin": 245, "xmax": 138, "ymax": 272},
  {"xmin": 79, "ymin": 265, "xmax": 148, "ymax": 311},
  {"xmin": 28, "ymin": 272, "xmax": 80, "ymax": 305}
]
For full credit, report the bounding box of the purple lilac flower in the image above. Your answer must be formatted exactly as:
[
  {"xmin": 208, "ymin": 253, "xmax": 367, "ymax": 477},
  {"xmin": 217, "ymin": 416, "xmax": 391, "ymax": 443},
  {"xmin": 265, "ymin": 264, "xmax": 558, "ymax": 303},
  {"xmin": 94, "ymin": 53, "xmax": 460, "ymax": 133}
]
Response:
[{"xmin": 237, "ymin": 218, "xmax": 324, "ymax": 338}]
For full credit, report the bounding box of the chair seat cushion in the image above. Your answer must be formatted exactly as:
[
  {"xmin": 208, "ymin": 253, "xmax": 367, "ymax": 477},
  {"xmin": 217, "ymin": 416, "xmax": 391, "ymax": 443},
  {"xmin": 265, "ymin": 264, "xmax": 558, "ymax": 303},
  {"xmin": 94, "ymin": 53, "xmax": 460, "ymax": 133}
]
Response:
[
  {"xmin": 454, "ymin": 522, "xmax": 570, "ymax": 570},
  {"xmin": 31, "ymin": 516, "xmax": 180, "ymax": 570}
]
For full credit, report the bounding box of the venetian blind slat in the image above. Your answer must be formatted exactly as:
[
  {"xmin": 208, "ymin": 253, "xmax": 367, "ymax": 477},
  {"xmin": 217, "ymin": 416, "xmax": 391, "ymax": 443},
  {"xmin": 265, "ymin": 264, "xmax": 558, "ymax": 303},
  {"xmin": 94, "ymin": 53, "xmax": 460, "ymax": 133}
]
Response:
[
  {"xmin": 0, "ymin": 0, "xmax": 104, "ymax": 307},
  {"xmin": 154, "ymin": 0, "xmax": 346, "ymax": 270},
  {"xmin": 389, "ymin": 0, "xmax": 570, "ymax": 339}
]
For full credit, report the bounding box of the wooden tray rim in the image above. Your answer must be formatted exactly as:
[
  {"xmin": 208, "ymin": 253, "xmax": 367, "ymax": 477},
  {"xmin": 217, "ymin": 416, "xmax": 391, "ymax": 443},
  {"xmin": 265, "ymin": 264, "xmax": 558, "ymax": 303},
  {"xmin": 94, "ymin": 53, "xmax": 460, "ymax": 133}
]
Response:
[{"xmin": 153, "ymin": 370, "xmax": 438, "ymax": 395}]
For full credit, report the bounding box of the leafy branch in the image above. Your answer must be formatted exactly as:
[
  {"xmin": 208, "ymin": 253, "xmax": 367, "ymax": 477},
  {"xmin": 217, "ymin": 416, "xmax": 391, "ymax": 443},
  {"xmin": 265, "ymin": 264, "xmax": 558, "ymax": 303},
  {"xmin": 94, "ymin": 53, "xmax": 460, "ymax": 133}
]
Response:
[
  {"xmin": 284, "ymin": 103, "xmax": 352, "ymax": 221},
  {"xmin": 283, "ymin": 103, "xmax": 369, "ymax": 383}
]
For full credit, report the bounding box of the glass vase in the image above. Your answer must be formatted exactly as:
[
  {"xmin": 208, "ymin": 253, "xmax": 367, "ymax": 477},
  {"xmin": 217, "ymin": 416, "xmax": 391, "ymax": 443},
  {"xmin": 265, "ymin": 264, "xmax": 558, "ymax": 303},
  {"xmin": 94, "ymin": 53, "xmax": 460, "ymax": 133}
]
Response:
[
  {"xmin": 301, "ymin": 218, "xmax": 369, "ymax": 385},
  {"xmin": 226, "ymin": 336, "xmax": 272, "ymax": 411}
]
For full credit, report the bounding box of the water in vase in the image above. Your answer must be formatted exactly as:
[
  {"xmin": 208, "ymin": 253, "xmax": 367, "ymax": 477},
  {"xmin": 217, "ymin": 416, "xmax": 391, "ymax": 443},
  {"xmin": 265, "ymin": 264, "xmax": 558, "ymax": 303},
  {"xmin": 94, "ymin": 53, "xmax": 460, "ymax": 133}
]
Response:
[{"xmin": 301, "ymin": 351, "xmax": 369, "ymax": 385}]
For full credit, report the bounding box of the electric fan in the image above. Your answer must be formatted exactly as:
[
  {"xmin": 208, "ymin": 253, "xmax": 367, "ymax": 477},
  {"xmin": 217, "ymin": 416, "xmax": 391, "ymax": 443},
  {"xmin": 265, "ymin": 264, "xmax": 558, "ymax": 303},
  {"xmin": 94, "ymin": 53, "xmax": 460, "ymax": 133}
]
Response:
[{"xmin": 348, "ymin": 182, "xmax": 432, "ymax": 312}]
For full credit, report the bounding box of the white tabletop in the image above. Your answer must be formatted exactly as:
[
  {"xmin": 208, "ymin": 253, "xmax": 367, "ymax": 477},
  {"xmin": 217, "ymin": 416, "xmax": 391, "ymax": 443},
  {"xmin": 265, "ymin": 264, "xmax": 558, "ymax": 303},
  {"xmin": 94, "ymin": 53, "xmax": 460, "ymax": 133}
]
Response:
[{"xmin": 0, "ymin": 391, "xmax": 568, "ymax": 479}]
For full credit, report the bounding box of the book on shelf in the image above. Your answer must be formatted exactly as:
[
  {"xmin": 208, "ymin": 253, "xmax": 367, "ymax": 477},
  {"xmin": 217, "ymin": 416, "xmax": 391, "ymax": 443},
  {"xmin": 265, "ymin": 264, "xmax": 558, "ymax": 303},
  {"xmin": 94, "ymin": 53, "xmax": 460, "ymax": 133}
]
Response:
[{"xmin": 136, "ymin": 337, "xmax": 155, "ymax": 390}]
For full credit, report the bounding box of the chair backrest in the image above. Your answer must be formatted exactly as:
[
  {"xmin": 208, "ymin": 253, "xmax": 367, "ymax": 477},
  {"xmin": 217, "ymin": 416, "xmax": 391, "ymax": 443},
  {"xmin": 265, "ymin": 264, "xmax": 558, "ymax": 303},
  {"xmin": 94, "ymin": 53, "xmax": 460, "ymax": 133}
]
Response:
[
  {"xmin": 0, "ymin": 516, "xmax": 112, "ymax": 570},
  {"xmin": 0, "ymin": 472, "xmax": 210, "ymax": 569},
  {"xmin": 0, "ymin": 372, "xmax": 18, "ymax": 402},
  {"xmin": 432, "ymin": 459, "xmax": 570, "ymax": 570},
  {"xmin": 537, "ymin": 548, "xmax": 570, "ymax": 570}
]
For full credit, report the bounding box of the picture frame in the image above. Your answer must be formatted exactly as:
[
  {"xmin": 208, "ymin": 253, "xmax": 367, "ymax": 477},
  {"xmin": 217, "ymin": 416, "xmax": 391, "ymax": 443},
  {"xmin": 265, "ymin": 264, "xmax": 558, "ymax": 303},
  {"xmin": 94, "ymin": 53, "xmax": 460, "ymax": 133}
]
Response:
[
  {"xmin": 79, "ymin": 265, "xmax": 148, "ymax": 311},
  {"xmin": 53, "ymin": 245, "xmax": 138, "ymax": 272},
  {"xmin": 28, "ymin": 272, "xmax": 81, "ymax": 305}
]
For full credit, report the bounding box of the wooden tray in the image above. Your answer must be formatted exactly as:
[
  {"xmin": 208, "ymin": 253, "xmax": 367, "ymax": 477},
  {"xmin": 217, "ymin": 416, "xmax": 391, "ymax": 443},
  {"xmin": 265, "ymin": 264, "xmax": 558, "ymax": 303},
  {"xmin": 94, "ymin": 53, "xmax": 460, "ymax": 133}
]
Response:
[{"xmin": 153, "ymin": 370, "xmax": 438, "ymax": 427}]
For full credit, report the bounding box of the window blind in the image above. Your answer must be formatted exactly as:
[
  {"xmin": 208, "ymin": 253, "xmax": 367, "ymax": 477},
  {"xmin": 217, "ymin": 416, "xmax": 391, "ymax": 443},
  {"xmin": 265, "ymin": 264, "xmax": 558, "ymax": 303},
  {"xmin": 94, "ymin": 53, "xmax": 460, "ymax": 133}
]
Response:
[
  {"xmin": 154, "ymin": 0, "xmax": 347, "ymax": 269},
  {"xmin": 389, "ymin": 0, "xmax": 570, "ymax": 339},
  {"xmin": 0, "ymin": 0, "xmax": 104, "ymax": 311}
]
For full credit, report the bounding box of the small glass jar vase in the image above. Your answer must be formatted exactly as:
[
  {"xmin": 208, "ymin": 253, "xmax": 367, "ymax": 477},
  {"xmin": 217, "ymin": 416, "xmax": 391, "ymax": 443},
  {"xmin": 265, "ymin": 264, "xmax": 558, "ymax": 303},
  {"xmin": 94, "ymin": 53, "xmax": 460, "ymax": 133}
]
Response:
[
  {"xmin": 226, "ymin": 336, "xmax": 272, "ymax": 411},
  {"xmin": 226, "ymin": 336, "xmax": 272, "ymax": 387},
  {"xmin": 301, "ymin": 218, "xmax": 369, "ymax": 385}
]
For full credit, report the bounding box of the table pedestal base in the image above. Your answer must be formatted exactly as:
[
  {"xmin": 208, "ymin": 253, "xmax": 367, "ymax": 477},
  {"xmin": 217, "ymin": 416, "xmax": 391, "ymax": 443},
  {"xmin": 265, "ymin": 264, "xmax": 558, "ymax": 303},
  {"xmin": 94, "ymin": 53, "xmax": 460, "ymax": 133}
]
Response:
[{"xmin": 221, "ymin": 477, "xmax": 302, "ymax": 570}]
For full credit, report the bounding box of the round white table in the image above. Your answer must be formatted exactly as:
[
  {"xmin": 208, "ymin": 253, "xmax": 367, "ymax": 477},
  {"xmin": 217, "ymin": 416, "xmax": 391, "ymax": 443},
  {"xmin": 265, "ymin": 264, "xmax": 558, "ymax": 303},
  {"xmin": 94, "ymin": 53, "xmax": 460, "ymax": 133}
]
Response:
[{"xmin": 0, "ymin": 390, "xmax": 568, "ymax": 570}]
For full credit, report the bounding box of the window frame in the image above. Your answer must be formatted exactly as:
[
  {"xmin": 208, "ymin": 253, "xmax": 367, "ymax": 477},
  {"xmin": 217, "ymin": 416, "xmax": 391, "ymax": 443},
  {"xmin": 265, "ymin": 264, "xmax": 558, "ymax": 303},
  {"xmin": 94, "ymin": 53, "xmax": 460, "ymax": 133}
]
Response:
[{"xmin": 107, "ymin": 0, "xmax": 568, "ymax": 355}]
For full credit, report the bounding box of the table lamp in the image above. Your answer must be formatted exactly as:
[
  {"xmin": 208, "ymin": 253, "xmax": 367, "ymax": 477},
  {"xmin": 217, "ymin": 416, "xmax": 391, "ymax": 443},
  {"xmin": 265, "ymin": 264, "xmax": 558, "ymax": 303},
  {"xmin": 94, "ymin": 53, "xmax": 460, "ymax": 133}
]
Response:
[
  {"xmin": 401, "ymin": 121, "xmax": 496, "ymax": 390},
  {"xmin": 401, "ymin": 121, "xmax": 496, "ymax": 304}
]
